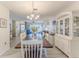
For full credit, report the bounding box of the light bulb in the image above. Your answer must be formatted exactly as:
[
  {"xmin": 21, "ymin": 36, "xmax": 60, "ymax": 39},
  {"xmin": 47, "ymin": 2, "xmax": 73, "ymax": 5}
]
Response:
[
  {"xmin": 35, "ymin": 15, "xmax": 40, "ymax": 20},
  {"xmin": 36, "ymin": 15, "xmax": 40, "ymax": 18},
  {"xmin": 35, "ymin": 17, "xmax": 37, "ymax": 20},
  {"xmin": 31, "ymin": 14, "xmax": 34, "ymax": 18},
  {"xmin": 27, "ymin": 16, "xmax": 30, "ymax": 19}
]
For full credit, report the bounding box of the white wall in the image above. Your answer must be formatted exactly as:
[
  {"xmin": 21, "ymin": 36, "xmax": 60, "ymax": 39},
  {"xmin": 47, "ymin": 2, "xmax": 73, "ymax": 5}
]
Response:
[
  {"xmin": 10, "ymin": 11, "xmax": 27, "ymax": 21},
  {"xmin": 0, "ymin": 5, "xmax": 10, "ymax": 55}
]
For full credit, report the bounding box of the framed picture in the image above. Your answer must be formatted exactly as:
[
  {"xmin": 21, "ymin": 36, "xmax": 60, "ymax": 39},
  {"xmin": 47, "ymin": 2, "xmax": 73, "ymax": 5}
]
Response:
[{"xmin": 0, "ymin": 18, "xmax": 7, "ymax": 28}]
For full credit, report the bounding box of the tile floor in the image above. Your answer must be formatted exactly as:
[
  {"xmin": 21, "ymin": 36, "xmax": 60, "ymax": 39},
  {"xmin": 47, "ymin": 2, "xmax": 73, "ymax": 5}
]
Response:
[
  {"xmin": 0, "ymin": 47, "xmax": 67, "ymax": 58},
  {"xmin": 47, "ymin": 47, "xmax": 67, "ymax": 58}
]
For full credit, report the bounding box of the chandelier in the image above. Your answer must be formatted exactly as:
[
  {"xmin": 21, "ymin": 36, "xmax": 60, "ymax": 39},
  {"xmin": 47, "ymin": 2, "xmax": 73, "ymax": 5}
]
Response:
[{"xmin": 27, "ymin": 1, "xmax": 40, "ymax": 20}]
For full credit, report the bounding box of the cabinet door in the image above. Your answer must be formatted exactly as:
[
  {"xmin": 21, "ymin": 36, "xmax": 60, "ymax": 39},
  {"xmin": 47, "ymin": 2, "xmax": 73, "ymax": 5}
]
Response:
[
  {"xmin": 56, "ymin": 20, "xmax": 60, "ymax": 34},
  {"xmin": 65, "ymin": 18, "xmax": 69, "ymax": 36},
  {"xmin": 73, "ymin": 17, "xmax": 79, "ymax": 37},
  {"xmin": 55, "ymin": 35, "xmax": 60, "ymax": 47},
  {"xmin": 56, "ymin": 20, "xmax": 58, "ymax": 34},
  {"xmin": 60, "ymin": 20, "xmax": 63, "ymax": 35},
  {"xmin": 63, "ymin": 39, "xmax": 70, "ymax": 56}
]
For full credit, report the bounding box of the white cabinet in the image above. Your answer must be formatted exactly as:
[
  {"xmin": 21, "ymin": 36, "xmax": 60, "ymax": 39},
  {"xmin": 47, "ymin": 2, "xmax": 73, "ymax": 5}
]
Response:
[{"xmin": 55, "ymin": 12, "xmax": 79, "ymax": 57}]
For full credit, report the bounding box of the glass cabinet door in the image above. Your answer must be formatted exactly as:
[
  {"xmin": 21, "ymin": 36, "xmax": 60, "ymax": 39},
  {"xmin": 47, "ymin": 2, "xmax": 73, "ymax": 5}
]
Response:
[
  {"xmin": 65, "ymin": 18, "xmax": 69, "ymax": 36},
  {"xmin": 56, "ymin": 20, "xmax": 58, "ymax": 34},
  {"xmin": 73, "ymin": 17, "xmax": 79, "ymax": 37},
  {"xmin": 60, "ymin": 20, "xmax": 63, "ymax": 35}
]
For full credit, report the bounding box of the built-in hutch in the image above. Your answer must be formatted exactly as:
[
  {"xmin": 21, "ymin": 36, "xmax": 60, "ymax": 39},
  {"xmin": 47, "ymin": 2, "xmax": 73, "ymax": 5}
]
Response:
[{"xmin": 55, "ymin": 12, "xmax": 79, "ymax": 57}]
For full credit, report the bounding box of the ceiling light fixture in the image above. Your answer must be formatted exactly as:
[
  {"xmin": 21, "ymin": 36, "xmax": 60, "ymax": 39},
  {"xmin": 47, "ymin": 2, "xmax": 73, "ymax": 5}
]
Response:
[{"xmin": 27, "ymin": 1, "xmax": 40, "ymax": 20}]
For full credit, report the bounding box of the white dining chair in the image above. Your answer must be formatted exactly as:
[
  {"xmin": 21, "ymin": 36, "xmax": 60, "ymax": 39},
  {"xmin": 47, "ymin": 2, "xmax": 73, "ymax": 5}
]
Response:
[
  {"xmin": 21, "ymin": 40, "xmax": 43, "ymax": 58},
  {"xmin": 20, "ymin": 32, "xmax": 26, "ymax": 58}
]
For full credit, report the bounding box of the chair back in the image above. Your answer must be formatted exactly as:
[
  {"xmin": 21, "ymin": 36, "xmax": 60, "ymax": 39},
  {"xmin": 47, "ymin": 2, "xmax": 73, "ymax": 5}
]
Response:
[
  {"xmin": 21, "ymin": 40, "xmax": 43, "ymax": 58},
  {"xmin": 20, "ymin": 32, "xmax": 26, "ymax": 40}
]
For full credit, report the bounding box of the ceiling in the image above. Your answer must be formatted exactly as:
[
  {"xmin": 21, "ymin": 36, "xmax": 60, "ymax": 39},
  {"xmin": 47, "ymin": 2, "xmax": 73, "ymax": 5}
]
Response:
[{"xmin": 0, "ymin": 1, "xmax": 75, "ymax": 19}]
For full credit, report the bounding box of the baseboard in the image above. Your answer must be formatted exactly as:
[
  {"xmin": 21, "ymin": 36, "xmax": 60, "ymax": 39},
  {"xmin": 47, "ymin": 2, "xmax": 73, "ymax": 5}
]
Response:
[
  {"xmin": 0, "ymin": 46, "xmax": 10, "ymax": 56},
  {"xmin": 55, "ymin": 46, "xmax": 69, "ymax": 58}
]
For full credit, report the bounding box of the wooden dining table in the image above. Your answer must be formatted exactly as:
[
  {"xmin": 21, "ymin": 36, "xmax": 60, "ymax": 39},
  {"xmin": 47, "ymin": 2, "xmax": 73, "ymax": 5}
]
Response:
[
  {"xmin": 15, "ymin": 39, "xmax": 53, "ymax": 48},
  {"xmin": 43, "ymin": 39, "xmax": 53, "ymax": 48},
  {"xmin": 15, "ymin": 39, "xmax": 53, "ymax": 58}
]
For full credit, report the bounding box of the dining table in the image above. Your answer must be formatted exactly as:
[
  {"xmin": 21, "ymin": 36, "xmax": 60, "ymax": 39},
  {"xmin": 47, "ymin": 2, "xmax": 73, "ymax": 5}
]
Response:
[
  {"xmin": 15, "ymin": 39, "xmax": 53, "ymax": 48},
  {"xmin": 19, "ymin": 39, "xmax": 53, "ymax": 58}
]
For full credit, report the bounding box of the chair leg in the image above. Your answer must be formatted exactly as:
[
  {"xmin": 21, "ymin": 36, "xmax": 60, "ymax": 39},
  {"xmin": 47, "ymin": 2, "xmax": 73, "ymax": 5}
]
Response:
[
  {"xmin": 21, "ymin": 45, "xmax": 24, "ymax": 58},
  {"xmin": 43, "ymin": 48, "xmax": 47, "ymax": 58},
  {"xmin": 44, "ymin": 48, "xmax": 47, "ymax": 57}
]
